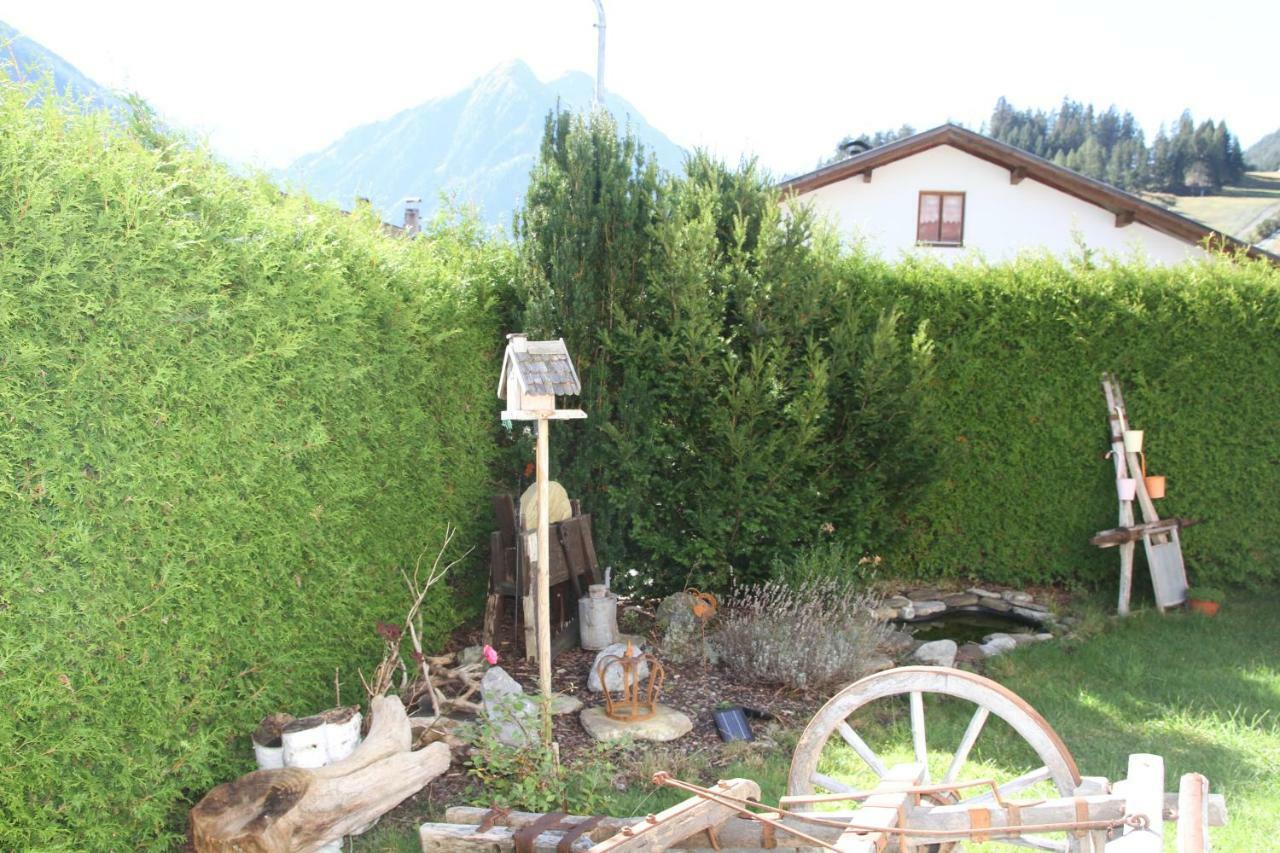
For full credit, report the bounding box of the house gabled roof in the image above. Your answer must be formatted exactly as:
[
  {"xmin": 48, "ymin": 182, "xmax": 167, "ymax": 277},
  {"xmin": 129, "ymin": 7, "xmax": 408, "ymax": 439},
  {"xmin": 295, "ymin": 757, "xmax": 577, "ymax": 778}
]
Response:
[
  {"xmin": 497, "ymin": 338, "xmax": 582, "ymax": 400},
  {"xmin": 779, "ymin": 124, "xmax": 1279, "ymax": 264}
]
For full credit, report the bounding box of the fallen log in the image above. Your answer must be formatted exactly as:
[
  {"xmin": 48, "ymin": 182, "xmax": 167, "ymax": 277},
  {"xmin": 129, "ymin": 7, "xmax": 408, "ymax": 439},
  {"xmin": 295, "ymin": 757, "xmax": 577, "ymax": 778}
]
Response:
[{"xmin": 191, "ymin": 695, "xmax": 450, "ymax": 852}]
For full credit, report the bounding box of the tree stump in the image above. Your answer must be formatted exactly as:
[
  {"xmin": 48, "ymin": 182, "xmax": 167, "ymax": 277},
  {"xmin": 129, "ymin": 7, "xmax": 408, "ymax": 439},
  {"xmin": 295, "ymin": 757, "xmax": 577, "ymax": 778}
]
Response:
[{"xmin": 190, "ymin": 695, "xmax": 449, "ymax": 852}]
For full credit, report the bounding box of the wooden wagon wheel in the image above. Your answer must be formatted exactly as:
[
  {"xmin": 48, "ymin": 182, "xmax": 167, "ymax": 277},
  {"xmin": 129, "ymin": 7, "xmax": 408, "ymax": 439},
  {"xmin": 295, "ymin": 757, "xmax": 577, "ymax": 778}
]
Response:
[{"xmin": 788, "ymin": 666, "xmax": 1082, "ymax": 851}]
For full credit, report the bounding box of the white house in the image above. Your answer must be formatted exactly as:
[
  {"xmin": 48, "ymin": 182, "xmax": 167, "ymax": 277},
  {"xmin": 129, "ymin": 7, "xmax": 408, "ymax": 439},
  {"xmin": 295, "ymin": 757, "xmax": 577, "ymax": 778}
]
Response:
[{"xmin": 779, "ymin": 125, "xmax": 1274, "ymax": 265}]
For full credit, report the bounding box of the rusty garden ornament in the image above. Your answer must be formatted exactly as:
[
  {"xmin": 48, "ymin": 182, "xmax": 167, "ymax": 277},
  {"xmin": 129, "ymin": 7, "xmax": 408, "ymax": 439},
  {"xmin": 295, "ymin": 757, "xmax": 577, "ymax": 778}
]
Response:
[{"xmin": 598, "ymin": 641, "xmax": 665, "ymax": 722}]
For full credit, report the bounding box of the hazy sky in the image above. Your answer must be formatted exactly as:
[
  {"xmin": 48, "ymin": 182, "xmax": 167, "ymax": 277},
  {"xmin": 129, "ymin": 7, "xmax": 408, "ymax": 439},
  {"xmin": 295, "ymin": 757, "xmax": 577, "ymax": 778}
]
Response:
[{"xmin": 2, "ymin": 1, "xmax": 1275, "ymax": 175}]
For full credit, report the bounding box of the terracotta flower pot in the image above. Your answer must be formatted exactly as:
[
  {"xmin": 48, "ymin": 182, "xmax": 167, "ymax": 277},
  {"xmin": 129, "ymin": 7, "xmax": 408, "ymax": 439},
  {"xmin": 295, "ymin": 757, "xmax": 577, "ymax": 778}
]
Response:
[
  {"xmin": 1188, "ymin": 599, "xmax": 1219, "ymax": 617},
  {"xmin": 1144, "ymin": 475, "xmax": 1166, "ymax": 499}
]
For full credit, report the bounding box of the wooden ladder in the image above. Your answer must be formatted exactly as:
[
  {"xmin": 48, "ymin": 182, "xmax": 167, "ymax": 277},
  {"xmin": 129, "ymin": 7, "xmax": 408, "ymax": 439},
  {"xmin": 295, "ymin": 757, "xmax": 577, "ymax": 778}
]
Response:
[{"xmin": 1100, "ymin": 374, "xmax": 1188, "ymax": 614}]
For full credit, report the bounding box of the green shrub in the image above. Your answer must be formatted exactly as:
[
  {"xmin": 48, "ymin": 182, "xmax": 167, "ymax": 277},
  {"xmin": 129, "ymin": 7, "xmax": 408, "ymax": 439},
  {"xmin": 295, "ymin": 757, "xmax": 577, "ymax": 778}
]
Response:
[
  {"xmin": 516, "ymin": 112, "xmax": 936, "ymax": 591},
  {"xmin": 0, "ymin": 83, "xmax": 508, "ymax": 848},
  {"xmin": 846, "ymin": 251, "xmax": 1280, "ymax": 586}
]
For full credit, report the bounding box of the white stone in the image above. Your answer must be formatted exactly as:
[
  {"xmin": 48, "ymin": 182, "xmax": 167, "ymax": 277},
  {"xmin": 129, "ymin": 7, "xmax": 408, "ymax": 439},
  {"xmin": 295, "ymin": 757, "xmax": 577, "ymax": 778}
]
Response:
[
  {"xmin": 912, "ymin": 639, "xmax": 957, "ymax": 668},
  {"xmin": 967, "ymin": 587, "xmax": 1001, "ymax": 599},
  {"xmin": 1012, "ymin": 605, "xmax": 1051, "ymax": 624},
  {"xmin": 1002, "ymin": 590, "xmax": 1033, "ymax": 604},
  {"xmin": 912, "ymin": 600, "xmax": 946, "ymax": 617},
  {"xmin": 580, "ymin": 704, "xmax": 692, "ymax": 743},
  {"xmin": 481, "ymin": 666, "xmax": 539, "ymax": 747},
  {"xmin": 588, "ymin": 642, "xmax": 651, "ymax": 693},
  {"xmin": 551, "ymin": 693, "xmax": 583, "ymax": 715},
  {"xmin": 979, "ymin": 635, "xmax": 1018, "ymax": 657}
]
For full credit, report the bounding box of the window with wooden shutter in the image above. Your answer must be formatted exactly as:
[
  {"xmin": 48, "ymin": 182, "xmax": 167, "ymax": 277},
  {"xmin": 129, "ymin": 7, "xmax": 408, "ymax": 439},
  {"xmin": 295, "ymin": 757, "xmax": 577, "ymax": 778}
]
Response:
[{"xmin": 917, "ymin": 191, "xmax": 965, "ymax": 246}]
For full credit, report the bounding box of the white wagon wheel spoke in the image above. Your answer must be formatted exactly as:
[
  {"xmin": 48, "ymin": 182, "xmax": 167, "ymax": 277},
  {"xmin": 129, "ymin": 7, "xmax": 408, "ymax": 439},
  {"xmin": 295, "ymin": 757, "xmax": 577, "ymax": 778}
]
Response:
[
  {"xmin": 963, "ymin": 764, "xmax": 1054, "ymax": 805},
  {"xmin": 789, "ymin": 666, "xmax": 1082, "ymax": 850},
  {"xmin": 909, "ymin": 690, "xmax": 929, "ymax": 784},
  {"xmin": 836, "ymin": 720, "xmax": 888, "ymax": 778},
  {"xmin": 943, "ymin": 705, "xmax": 990, "ymax": 784}
]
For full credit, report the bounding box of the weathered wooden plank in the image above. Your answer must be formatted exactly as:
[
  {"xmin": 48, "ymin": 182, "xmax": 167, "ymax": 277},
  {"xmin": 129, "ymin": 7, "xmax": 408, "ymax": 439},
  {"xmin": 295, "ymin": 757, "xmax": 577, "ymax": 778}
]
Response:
[
  {"xmin": 834, "ymin": 763, "xmax": 922, "ymax": 853},
  {"xmin": 436, "ymin": 787, "xmax": 1227, "ymax": 851},
  {"xmin": 587, "ymin": 778, "xmax": 761, "ymax": 852}
]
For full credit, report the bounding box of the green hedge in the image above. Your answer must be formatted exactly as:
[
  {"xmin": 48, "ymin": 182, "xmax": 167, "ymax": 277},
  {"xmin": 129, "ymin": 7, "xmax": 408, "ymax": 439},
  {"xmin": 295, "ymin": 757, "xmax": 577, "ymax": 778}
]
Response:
[
  {"xmin": 846, "ymin": 252, "xmax": 1280, "ymax": 587},
  {"xmin": 0, "ymin": 85, "xmax": 507, "ymax": 848}
]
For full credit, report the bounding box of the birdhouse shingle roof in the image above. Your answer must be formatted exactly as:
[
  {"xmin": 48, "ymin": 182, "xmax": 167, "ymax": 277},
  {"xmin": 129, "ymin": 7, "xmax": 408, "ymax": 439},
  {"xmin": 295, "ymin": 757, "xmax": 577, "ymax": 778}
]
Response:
[{"xmin": 500, "ymin": 339, "xmax": 581, "ymax": 398}]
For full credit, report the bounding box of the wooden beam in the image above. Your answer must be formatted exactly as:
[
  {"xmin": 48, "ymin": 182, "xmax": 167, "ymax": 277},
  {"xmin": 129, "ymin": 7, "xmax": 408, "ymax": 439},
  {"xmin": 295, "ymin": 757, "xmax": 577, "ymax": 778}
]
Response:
[
  {"xmin": 1176, "ymin": 773, "xmax": 1210, "ymax": 853},
  {"xmin": 438, "ymin": 787, "xmax": 1227, "ymax": 851},
  {"xmin": 1010, "ymin": 166, "xmax": 1027, "ymax": 184},
  {"xmin": 1116, "ymin": 210, "xmax": 1136, "ymax": 227},
  {"xmin": 1109, "ymin": 754, "xmax": 1165, "ymax": 851},
  {"xmin": 833, "ymin": 764, "xmax": 922, "ymax": 852},
  {"xmin": 588, "ymin": 778, "xmax": 761, "ymax": 851}
]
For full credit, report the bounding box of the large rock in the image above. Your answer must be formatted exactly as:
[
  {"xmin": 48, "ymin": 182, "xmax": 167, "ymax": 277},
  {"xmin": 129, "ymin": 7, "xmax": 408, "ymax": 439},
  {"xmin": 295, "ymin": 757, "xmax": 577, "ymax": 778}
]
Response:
[
  {"xmin": 979, "ymin": 634, "xmax": 1018, "ymax": 657},
  {"xmin": 481, "ymin": 666, "xmax": 539, "ymax": 747},
  {"xmin": 1002, "ymin": 590, "xmax": 1033, "ymax": 605},
  {"xmin": 588, "ymin": 643, "xmax": 651, "ymax": 693},
  {"xmin": 655, "ymin": 593, "xmax": 704, "ymax": 663},
  {"xmin": 912, "ymin": 639, "xmax": 957, "ymax": 668},
  {"xmin": 877, "ymin": 629, "xmax": 916, "ymax": 659},
  {"xmin": 942, "ymin": 593, "xmax": 979, "ymax": 608},
  {"xmin": 1012, "ymin": 606, "xmax": 1052, "ymax": 624},
  {"xmin": 580, "ymin": 704, "xmax": 692, "ymax": 743},
  {"xmin": 911, "ymin": 600, "xmax": 946, "ymax": 617}
]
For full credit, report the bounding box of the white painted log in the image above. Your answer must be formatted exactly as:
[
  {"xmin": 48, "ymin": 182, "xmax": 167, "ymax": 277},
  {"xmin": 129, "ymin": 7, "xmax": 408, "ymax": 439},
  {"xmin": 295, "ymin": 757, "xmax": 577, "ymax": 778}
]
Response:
[
  {"xmin": 322, "ymin": 707, "xmax": 362, "ymax": 763},
  {"xmin": 252, "ymin": 713, "xmax": 294, "ymax": 770},
  {"xmin": 282, "ymin": 715, "xmax": 329, "ymax": 769},
  {"xmin": 253, "ymin": 743, "xmax": 285, "ymax": 771},
  {"xmin": 1109, "ymin": 753, "xmax": 1164, "ymax": 852}
]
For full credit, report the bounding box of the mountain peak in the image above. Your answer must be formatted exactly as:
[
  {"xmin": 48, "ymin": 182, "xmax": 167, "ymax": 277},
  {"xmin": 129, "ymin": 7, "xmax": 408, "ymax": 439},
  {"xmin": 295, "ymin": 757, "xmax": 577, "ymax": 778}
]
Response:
[{"xmin": 283, "ymin": 60, "xmax": 685, "ymax": 227}]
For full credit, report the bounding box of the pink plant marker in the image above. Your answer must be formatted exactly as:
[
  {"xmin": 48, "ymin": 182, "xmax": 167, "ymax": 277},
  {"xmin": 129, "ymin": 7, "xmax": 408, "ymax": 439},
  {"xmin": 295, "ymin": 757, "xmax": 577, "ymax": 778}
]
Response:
[{"xmin": 483, "ymin": 644, "xmax": 499, "ymax": 665}]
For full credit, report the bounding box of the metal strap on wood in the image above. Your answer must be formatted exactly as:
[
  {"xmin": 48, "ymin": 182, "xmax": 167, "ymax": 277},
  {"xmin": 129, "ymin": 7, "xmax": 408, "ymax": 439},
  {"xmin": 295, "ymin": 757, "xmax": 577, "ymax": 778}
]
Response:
[
  {"xmin": 514, "ymin": 811, "xmax": 568, "ymax": 853},
  {"xmin": 1074, "ymin": 797, "xmax": 1090, "ymax": 839},
  {"xmin": 555, "ymin": 815, "xmax": 604, "ymax": 852},
  {"xmin": 477, "ymin": 805, "xmax": 512, "ymax": 834},
  {"xmin": 1006, "ymin": 802, "xmax": 1021, "ymax": 838},
  {"xmin": 968, "ymin": 807, "xmax": 991, "ymax": 842}
]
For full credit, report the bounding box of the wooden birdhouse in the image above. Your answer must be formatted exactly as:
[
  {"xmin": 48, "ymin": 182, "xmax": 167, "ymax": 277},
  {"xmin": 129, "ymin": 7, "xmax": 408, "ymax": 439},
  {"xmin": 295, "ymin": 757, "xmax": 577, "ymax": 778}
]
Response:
[{"xmin": 497, "ymin": 333, "xmax": 586, "ymax": 421}]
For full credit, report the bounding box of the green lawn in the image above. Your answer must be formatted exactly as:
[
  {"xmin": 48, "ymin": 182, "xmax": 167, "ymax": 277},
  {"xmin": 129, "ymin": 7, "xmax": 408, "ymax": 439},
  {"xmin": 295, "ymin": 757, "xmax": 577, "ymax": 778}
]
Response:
[{"xmin": 359, "ymin": 588, "xmax": 1280, "ymax": 850}]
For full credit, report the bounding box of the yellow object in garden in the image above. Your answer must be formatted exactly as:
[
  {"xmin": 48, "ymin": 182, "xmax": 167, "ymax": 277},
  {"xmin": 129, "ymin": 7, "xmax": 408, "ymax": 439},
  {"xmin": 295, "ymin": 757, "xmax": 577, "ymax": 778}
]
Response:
[{"xmin": 519, "ymin": 480, "xmax": 572, "ymax": 530}]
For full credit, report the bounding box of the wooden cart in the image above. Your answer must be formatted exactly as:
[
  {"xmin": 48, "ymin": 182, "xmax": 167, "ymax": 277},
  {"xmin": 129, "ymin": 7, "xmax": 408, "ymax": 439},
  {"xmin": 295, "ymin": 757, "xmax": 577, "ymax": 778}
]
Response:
[
  {"xmin": 422, "ymin": 667, "xmax": 1224, "ymax": 852},
  {"xmin": 484, "ymin": 494, "xmax": 601, "ymax": 658}
]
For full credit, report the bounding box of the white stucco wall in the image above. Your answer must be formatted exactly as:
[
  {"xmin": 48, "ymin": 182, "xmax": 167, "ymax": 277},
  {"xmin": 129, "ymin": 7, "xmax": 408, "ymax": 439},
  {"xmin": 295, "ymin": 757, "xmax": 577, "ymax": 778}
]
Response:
[{"xmin": 789, "ymin": 145, "xmax": 1206, "ymax": 265}]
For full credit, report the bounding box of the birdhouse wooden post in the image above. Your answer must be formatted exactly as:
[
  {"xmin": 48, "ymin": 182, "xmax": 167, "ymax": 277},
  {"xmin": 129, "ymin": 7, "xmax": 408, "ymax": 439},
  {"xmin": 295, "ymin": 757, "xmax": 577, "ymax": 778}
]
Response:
[{"xmin": 497, "ymin": 333, "xmax": 586, "ymax": 743}]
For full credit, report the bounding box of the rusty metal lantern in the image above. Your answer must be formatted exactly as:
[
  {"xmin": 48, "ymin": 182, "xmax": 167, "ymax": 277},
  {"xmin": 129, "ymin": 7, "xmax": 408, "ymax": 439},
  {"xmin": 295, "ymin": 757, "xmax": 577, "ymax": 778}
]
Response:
[{"xmin": 597, "ymin": 641, "xmax": 665, "ymax": 722}]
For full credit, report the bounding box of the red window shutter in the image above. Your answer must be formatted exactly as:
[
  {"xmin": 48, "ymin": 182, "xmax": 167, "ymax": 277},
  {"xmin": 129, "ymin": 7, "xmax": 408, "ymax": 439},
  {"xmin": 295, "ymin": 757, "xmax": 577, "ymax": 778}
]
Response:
[
  {"xmin": 917, "ymin": 193, "xmax": 941, "ymax": 242},
  {"xmin": 940, "ymin": 193, "xmax": 965, "ymax": 243}
]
